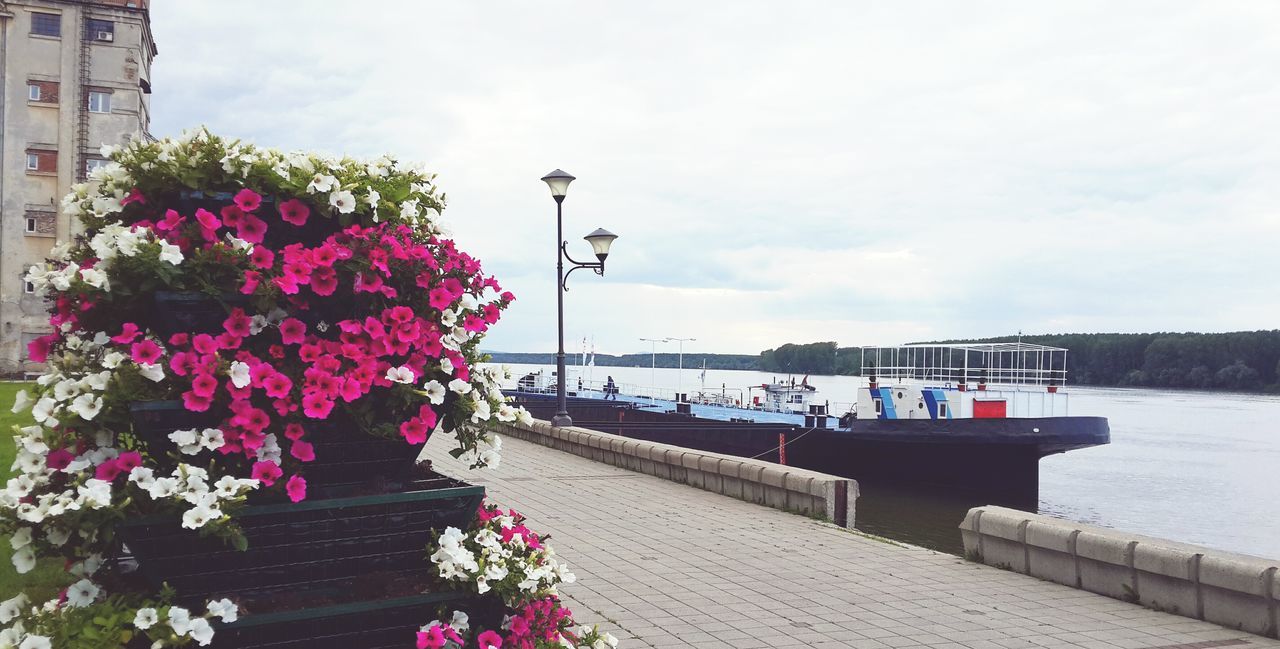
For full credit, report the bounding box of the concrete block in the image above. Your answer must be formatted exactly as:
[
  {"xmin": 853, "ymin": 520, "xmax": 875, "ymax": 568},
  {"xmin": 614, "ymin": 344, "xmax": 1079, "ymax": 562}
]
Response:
[
  {"xmin": 760, "ymin": 466, "xmax": 789, "ymax": 490},
  {"xmin": 721, "ymin": 475, "xmax": 744, "ymax": 500},
  {"xmin": 1025, "ymin": 520, "xmax": 1078, "ymax": 587},
  {"xmin": 698, "ymin": 455, "xmax": 723, "ymax": 475},
  {"xmin": 1198, "ymin": 556, "xmax": 1275, "ymax": 636},
  {"xmin": 1075, "ymin": 531, "xmax": 1135, "ymax": 601},
  {"xmin": 680, "ymin": 452, "xmax": 703, "ymax": 471},
  {"xmin": 784, "ymin": 473, "xmax": 814, "ymax": 497},
  {"xmin": 716, "ymin": 458, "xmax": 743, "ymax": 478},
  {"xmin": 978, "ymin": 508, "xmax": 1030, "ymax": 543},
  {"xmin": 764, "ymin": 485, "xmax": 787, "ymax": 509},
  {"xmin": 663, "ymin": 449, "xmax": 685, "ymax": 468},
  {"xmin": 960, "ymin": 508, "xmax": 984, "ymax": 559},
  {"xmin": 1132, "ymin": 542, "xmax": 1200, "ymax": 616}
]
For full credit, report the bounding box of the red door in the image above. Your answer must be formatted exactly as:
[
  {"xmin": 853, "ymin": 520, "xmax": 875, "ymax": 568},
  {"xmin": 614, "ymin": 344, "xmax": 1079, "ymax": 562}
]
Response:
[{"xmin": 973, "ymin": 400, "xmax": 1007, "ymax": 418}]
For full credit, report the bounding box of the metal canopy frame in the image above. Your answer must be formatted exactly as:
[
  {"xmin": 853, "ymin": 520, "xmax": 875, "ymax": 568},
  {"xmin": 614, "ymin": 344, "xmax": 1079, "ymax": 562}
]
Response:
[{"xmin": 858, "ymin": 342, "xmax": 1068, "ymax": 387}]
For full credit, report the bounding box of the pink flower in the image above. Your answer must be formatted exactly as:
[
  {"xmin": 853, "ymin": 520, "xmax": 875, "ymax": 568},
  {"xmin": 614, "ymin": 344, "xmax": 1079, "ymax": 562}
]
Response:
[
  {"xmin": 284, "ymin": 423, "xmax": 306, "ymax": 441},
  {"xmin": 477, "ymin": 631, "xmax": 503, "ymax": 649},
  {"xmin": 428, "ymin": 287, "xmax": 453, "ymax": 311},
  {"xmin": 302, "ymin": 393, "xmax": 334, "ymax": 419},
  {"xmin": 236, "ymin": 213, "xmax": 268, "ymax": 244},
  {"xmin": 263, "ymin": 373, "xmax": 293, "ymax": 399},
  {"xmin": 310, "ymin": 266, "xmax": 337, "ymax": 296},
  {"xmin": 279, "ymin": 318, "xmax": 306, "ymax": 345},
  {"xmin": 223, "ymin": 308, "xmax": 252, "ymax": 338},
  {"xmin": 399, "ymin": 418, "xmax": 429, "ymax": 445},
  {"xmin": 278, "ymin": 199, "xmax": 310, "ymax": 226},
  {"xmin": 121, "ymin": 187, "xmax": 146, "ymax": 206},
  {"xmin": 273, "ymin": 274, "xmax": 300, "ymax": 295},
  {"xmin": 131, "ymin": 339, "xmax": 163, "ymax": 365},
  {"xmin": 417, "ymin": 628, "xmax": 446, "ymax": 649},
  {"xmin": 191, "ymin": 373, "xmax": 218, "ymax": 398},
  {"xmin": 111, "ymin": 323, "xmax": 142, "ymax": 344},
  {"xmin": 27, "ymin": 335, "xmax": 54, "ymax": 363},
  {"xmin": 290, "ymin": 439, "xmax": 315, "ymax": 462},
  {"xmin": 241, "ymin": 270, "xmax": 261, "ymax": 295},
  {"xmin": 285, "ymin": 475, "xmax": 307, "ymax": 502},
  {"xmin": 220, "ymin": 204, "xmax": 244, "ymax": 227},
  {"xmin": 192, "ymin": 334, "xmax": 219, "ymax": 354},
  {"xmin": 250, "ymin": 247, "xmax": 275, "ymax": 269},
  {"xmin": 195, "ymin": 208, "xmax": 221, "ymax": 232},
  {"xmin": 182, "ymin": 390, "xmax": 212, "ymax": 412},
  {"xmin": 251, "ymin": 460, "xmax": 283, "ymax": 486},
  {"xmin": 116, "ymin": 451, "xmax": 143, "ymax": 473},
  {"xmin": 234, "ymin": 188, "xmax": 262, "ymax": 212},
  {"xmin": 46, "ymin": 449, "xmax": 74, "ymax": 471}
]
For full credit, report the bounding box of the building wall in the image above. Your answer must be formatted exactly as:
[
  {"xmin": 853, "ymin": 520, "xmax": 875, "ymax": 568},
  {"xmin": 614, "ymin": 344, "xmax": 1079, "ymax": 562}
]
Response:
[{"xmin": 0, "ymin": 0, "xmax": 155, "ymax": 374}]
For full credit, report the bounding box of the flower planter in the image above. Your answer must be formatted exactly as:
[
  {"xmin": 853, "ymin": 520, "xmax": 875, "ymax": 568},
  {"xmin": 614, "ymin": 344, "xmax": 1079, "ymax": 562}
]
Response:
[
  {"xmin": 117, "ymin": 473, "xmax": 484, "ymax": 603},
  {"xmin": 128, "ymin": 403, "xmax": 424, "ymax": 492},
  {"xmin": 206, "ymin": 590, "xmax": 505, "ymax": 649},
  {"xmin": 153, "ymin": 291, "xmax": 250, "ymax": 338}
]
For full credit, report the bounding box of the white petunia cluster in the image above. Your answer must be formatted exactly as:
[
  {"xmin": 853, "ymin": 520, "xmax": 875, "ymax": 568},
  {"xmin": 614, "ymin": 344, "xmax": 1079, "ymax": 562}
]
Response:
[
  {"xmin": 127, "ymin": 464, "xmax": 258, "ymax": 530},
  {"xmin": 25, "ymin": 223, "xmax": 184, "ymax": 301},
  {"xmin": 428, "ymin": 517, "xmax": 575, "ymax": 599}
]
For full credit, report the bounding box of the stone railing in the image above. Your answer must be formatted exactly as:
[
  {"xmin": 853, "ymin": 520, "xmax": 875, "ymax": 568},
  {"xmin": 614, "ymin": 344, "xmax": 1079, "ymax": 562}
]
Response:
[
  {"xmin": 495, "ymin": 419, "xmax": 857, "ymax": 527},
  {"xmin": 961, "ymin": 506, "xmax": 1279, "ymax": 639}
]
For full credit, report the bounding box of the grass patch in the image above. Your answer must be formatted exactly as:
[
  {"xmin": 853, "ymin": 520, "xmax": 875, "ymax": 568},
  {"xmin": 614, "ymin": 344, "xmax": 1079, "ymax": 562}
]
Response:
[{"xmin": 0, "ymin": 381, "xmax": 71, "ymax": 602}]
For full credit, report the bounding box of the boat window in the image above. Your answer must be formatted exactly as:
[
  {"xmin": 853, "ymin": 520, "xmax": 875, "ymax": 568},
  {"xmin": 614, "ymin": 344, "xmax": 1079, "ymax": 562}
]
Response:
[
  {"xmin": 873, "ymin": 399, "xmax": 882, "ymax": 415},
  {"xmin": 938, "ymin": 403, "xmax": 948, "ymax": 417}
]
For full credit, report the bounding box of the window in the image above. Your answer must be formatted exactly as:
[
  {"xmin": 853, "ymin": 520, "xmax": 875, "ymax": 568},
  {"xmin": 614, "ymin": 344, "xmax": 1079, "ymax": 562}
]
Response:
[
  {"xmin": 26, "ymin": 81, "xmax": 58, "ymax": 104},
  {"xmin": 85, "ymin": 19, "xmax": 114, "ymax": 41},
  {"xmin": 26, "ymin": 154, "xmax": 39, "ymax": 171},
  {"xmin": 938, "ymin": 403, "xmax": 948, "ymax": 418},
  {"xmin": 88, "ymin": 91, "xmax": 111, "ymax": 113},
  {"xmin": 86, "ymin": 158, "xmax": 109, "ymax": 175},
  {"xmin": 24, "ymin": 281, "xmax": 36, "ymax": 295},
  {"xmin": 28, "ymin": 84, "xmax": 41, "ymax": 101},
  {"xmin": 25, "ymin": 150, "xmax": 56, "ymax": 173},
  {"xmin": 873, "ymin": 398, "xmax": 883, "ymax": 416},
  {"xmin": 25, "ymin": 218, "xmax": 37, "ymax": 233},
  {"xmin": 31, "ymin": 12, "xmax": 60, "ymax": 37}
]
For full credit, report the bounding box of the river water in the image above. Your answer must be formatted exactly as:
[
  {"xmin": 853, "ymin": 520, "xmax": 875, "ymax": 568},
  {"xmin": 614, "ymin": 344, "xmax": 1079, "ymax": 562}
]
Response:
[{"xmin": 487, "ymin": 362, "xmax": 1280, "ymax": 560}]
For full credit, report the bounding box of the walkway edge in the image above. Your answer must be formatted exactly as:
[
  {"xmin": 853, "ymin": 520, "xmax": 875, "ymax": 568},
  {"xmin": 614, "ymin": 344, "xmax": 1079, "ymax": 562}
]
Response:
[
  {"xmin": 495, "ymin": 419, "xmax": 858, "ymax": 527},
  {"xmin": 962, "ymin": 505, "xmax": 1280, "ymax": 639}
]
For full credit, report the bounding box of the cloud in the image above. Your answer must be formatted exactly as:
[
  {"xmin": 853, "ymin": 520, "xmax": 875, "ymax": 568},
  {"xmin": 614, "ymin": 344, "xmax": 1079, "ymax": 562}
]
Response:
[{"xmin": 149, "ymin": 1, "xmax": 1280, "ymax": 355}]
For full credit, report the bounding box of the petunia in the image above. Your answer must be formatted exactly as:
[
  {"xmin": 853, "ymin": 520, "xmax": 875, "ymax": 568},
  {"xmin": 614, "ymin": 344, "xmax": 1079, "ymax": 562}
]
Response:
[
  {"xmin": 182, "ymin": 390, "xmax": 212, "ymax": 412},
  {"xmin": 64, "ymin": 578, "xmax": 100, "ymax": 607},
  {"xmin": 385, "ymin": 366, "xmax": 415, "ymax": 384},
  {"xmin": 194, "ymin": 208, "xmax": 221, "ymax": 232},
  {"xmin": 229, "ymin": 361, "xmax": 252, "ymax": 388},
  {"xmin": 251, "ymin": 461, "xmax": 283, "ymax": 486},
  {"xmin": 236, "ymin": 213, "xmax": 268, "ymax": 244},
  {"xmin": 417, "ymin": 628, "xmax": 447, "ymax": 649},
  {"xmin": 133, "ymin": 607, "xmax": 158, "ymax": 629},
  {"xmin": 131, "ymin": 339, "xmax": 163, "ymax": 365},
  {"xmin": 290, "ymin": 439, "xmax": 315, "ymax": 462},
  {"xmin": 302, "ymin": 393, "xmax": 334, "ymax": 419},
  {"xmin": 207, "ymin": 598, "xmax": 238, "ymax": 623},
  {"xmin": 233, "ymin": 188, "xmax": 262, "ymax": 212},
  {"xmin": 310, "ymin": 265, "xmax": 337, "ymax": 296},
  {"xmin": 111, "ymin": 322, "xmax": 142, "ymax": 344},
  {"xmin": 399, "ymin": 417, "xmax": 430, "ymax": 444},
  {"xmin": 329, "ymin": 189, "xmax": 356, "ymax": 213},
  {"xmin": 278, "ymin": 198, "xmax": 310, "ymax": 226},
  {"xmin": 285, "ymin": 475, "xmax": 307, "ymax": 503},
  {"xmin": 187, "ymin": 617, "xmax": 215, "ymax": 646},
  {"xmin": 279, "ymin": 318, "xmax": 306, "ymax": 345},
  {"xmin": 250, "ymin": 246, "xmax": 275, "ymax": 269},
  {"xmin": 191, "ymin": 373, "xmax": 218, "ymax": 398},
  {"xmin": 428, "ymin": 287, "xmax": 454, "ymax": 311},
  {"xmin": 223, "ymin": 308, "xmax": 252, "ymax": 338},
  {"xmin": 263, "ymin": 372, "xmax": 293, "ymax": 399},
  {"xmin": 476, "ymin": 630, "xmax": 503, "ymax": 649}
]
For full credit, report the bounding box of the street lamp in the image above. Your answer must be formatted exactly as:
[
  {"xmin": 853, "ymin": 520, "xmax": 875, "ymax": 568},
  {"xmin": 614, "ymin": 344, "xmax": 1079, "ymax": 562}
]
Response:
[
  {"xmin": 667, "ymin": 337, "xmax": 696, "ymax": 397},
  {"xmin": 541, "ymin": 169, "xmax": 618, "ymax": 428},
  {"xmin": 639, "ymin": 337, "xmax": 668, "ymax": 395}
]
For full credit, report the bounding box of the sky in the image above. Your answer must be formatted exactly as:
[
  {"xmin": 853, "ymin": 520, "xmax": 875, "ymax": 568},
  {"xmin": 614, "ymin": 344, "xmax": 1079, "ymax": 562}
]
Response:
[{"xmin": 147, "ymin": 1, "xmax": 1280, "ymax": 356}]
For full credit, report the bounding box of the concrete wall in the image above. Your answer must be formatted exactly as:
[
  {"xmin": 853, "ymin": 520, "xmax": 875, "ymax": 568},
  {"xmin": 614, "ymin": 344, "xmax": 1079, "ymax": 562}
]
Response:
[
  {"xmin": 961, "ymin": 506, "xmax": 1279, "ymax": 639},
  {"xmin": 496, "ymin": 419, "xmax": 858, "ymax": 527}
]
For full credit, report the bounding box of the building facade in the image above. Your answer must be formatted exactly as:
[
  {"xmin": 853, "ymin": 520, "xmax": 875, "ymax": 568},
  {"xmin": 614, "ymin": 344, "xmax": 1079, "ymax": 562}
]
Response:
[{"xmin": 0, "ymin": 0, "xmax": 155, "ymax": 374}]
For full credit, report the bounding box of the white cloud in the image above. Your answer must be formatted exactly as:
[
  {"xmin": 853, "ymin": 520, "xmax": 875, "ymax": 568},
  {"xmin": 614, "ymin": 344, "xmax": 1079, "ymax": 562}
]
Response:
[{"xmin": 150, "ymin": 1, "xmax": 1280, "ymax": 355}]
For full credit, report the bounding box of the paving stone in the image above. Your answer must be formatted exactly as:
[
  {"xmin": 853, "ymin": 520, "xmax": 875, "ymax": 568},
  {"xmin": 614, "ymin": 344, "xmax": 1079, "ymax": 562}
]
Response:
[{"xmin": 424, "ymin": 432, "xmax": 1280, "ymax": 649}]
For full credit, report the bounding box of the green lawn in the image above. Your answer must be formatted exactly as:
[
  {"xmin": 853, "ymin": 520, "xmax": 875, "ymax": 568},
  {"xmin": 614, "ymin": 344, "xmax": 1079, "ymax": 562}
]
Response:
[{"xmin": 0, "ymin": 381, "xmax": 71, "ymax": 602}]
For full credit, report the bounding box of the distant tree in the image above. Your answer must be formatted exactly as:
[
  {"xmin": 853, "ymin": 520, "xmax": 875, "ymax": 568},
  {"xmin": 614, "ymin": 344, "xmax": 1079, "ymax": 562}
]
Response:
[{"xmin": 1215, "ymin": 360, "xmax": 1260, "ymax": 390}]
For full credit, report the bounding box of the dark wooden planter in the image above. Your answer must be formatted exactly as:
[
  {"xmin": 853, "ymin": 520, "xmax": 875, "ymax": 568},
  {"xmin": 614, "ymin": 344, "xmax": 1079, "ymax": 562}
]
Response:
[
  {"xmin": 118, "ymin": 473, "xmax": 484, "ymax": 604},
  {"xmin": 152, "ymin": 291, "xmax": 250, "ymax": 338}
]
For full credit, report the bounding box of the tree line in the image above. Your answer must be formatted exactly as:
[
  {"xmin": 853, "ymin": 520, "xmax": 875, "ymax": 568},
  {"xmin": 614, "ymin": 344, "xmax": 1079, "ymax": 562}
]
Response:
[{"xmin": 756, "ymin": 332, "xmax": 1280, "ymax": 391}]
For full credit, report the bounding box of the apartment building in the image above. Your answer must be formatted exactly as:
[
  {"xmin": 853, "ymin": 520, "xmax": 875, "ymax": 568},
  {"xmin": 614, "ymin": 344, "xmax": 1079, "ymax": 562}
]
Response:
[{"xmin": 0, "ymin": 0, "xmax": 156, "ymax": 374}]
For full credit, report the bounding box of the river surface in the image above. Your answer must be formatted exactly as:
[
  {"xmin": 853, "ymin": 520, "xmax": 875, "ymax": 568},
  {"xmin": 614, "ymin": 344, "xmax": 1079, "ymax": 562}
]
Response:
[{"xmin": 486, "ymin": 362, "xmax": 1280, "ymax": 560}]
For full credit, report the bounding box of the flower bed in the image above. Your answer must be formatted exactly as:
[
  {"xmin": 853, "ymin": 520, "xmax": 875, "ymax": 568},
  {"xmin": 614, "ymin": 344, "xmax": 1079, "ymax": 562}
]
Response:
[{"xmin": 0, "ymin": 130, "xmax": 616, "ymax": 648}]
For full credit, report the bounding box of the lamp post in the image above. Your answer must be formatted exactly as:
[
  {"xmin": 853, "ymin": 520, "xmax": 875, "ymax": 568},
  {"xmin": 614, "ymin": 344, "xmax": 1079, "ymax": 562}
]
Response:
[
  {"xmin": 541, "ymin": 169, "xmax": 618, "ymax": 428},
  {"xmin": 639, "ymin": 337, "xmax": 667, "ymax": 395},
  {"xmin": 667, "ymin": 337, "xmax": 695, "ymax": 397}
]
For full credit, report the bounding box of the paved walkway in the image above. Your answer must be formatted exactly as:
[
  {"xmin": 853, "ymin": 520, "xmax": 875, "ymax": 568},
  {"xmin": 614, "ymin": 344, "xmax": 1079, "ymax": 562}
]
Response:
[{"xmin": 423, "ymin": 433, "xmax": 1280, "ymax": 649}]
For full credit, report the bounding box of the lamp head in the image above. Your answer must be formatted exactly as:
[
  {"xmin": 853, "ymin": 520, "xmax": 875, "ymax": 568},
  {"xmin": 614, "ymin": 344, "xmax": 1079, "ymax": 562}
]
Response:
[
  {"xmin": 540, "ymin": 169, "xmax": 575, "ymax": 202},
  {"xmin": 583, "ymin": 228, "xmax": 618, "ymax": 262}
]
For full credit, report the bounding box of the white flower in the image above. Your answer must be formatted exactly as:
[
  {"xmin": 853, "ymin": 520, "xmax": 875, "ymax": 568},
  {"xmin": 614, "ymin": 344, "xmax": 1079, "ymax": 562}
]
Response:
[
  {"xmin": 449, "ymin": 610, "xmax": 469, "ymax": 633},
  {"xmin": 11, "ymin": 545, "xmax": 36, "ymax": 574},
  {"xmin": 10, "ymin": 527, "xmax": 32, "ymax": 550},
  {"xmin": 146, "ymin": 477, "xmax": 179, "ymax": 499},
  {"xmin": 423, "ymin": 380, "xmax": 446, "ymax": 405},
  {"xmin": 471, "ymin": 399, "xmax": 492, "ymax": 423},
  {"xmin": 199, "ymin": 428, "xmax": 226, "ymax": 452},
  {"xmin": 307, "ymin": 173, "xmax": 337, "ymax": 193},
  {"xmin": 18, "ymin": 635, "xmax": 51, "ymax": 649},
  {"xmin": 329, "ymin": 189, "xmax": 356, "ymax": 213},
  {"xmin": 70, "ymin": 393, "xmax": 103, "ymax": 420},
  {"xmin": 167, "ymin": 606, "xmax": 192, "ymax": 635},
  {"xmin": 79, "ymin": 267, "xmax": 109, "ymax": 289},
  {"xmin": 188, "ymin": 617, "xmax": 215, "ymax": 646},
  {"xmin": 31, "ymin": 397, "xmax": 57, "ymax": 424},
  {"xmin": 439, "ymin": 357, "xmax": 454, "ymax": 374},
  {"xmin": 0, "ymin": 593, "xmax": 27, "ymax": 624},
  {"xmin": 169, "ymin": 429, "xmax": 202, "ymax": 455},
  {"xmin": 448, "ymin": 379, "xmax": 472, "ymax": 395},
  {"xmin": 102, "ymin": 351, "xmax": 126, "ymax": 369},
  {"xmin": 78, "ymin": 479, "xmax": 113, "ymax": 509},
  {"xmin": 128, "ymin": 466, "xmax": 156, "ymax": 488},
  {"xmin": 207, "ymin": 598, "xmax": 237, "ymax": 623},
  {"xmin": 182, "ymin": 504, "xmax": 219, "ymax": 529},
  {"xmin": 385, "ymin": 366, "xmax": 415, "ymax": 384},
  {"xmin": 139, "ymin": 362, "xmax": 165, "ymax": 382},
  {"xmin": 133, "ymin": 607, "xmax": 158, "ymax": 629},
  {"xmin": 11, "ymin": 390, "xmax": 32, "ymax": 414},
  {"xmin": 158, "ymin": 240, "xmax": 184, "ymax": 265},
  {"xmin": 53, "ymin": 379, "xmax": 81, "ymax": 402},
  {"xmin": 228, "ymin": 361, "xmax": 252, "ymax": 388},
  {"xmin": 366, "ymin": 188, "xmax": 381, "ymax": 206},
  {"xmin": 64, "ymin": 579, "xmax": 100, "ymax": 607}
]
